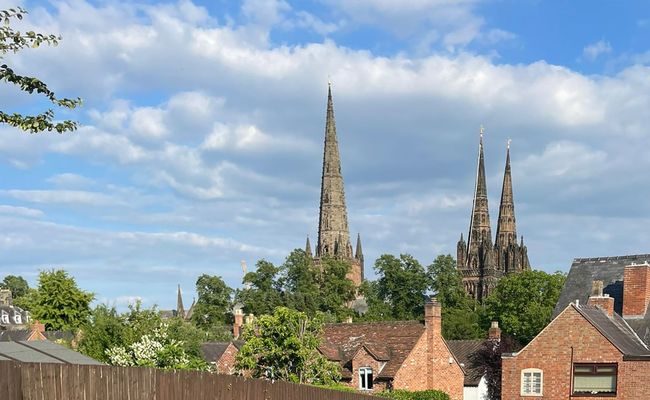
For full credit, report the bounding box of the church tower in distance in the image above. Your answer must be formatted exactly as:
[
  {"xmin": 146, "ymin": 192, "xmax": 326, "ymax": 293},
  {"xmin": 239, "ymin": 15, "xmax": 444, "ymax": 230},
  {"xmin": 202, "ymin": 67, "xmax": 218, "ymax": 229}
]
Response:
[
  {"xmin": 457, "ymin": 129, "xmax": 529, "ymax": 302},
  {"xmin": 307, "ymin": 83, "xmax": 364, "ymax": 286}
]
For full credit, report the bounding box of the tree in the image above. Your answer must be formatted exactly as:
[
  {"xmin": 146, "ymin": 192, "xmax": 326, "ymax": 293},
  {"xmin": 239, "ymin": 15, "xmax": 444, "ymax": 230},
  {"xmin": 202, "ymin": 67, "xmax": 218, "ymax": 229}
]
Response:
[
  {"xmin": 355, "ymin": 280, "xmax": 391, "ymax": 321},
  {"xmin": 79, "ymin": 301, "xmax": 211, "ymax": 369},
  {"xmin": 16, "ymin": 269, "xmax": 93, "ymax": 331},
  {"xmin": 317, "ymin": 256, "xmax": 355, "ymax": 320},
  {"xmin": 428, "ymin": 255, "xmax": 484, "ymax": 339},
  {"xmin": 0, "ymin": 274, "xmax": 29, "ymax": 299},
  {"xmin": 191, "ymin": 274, "xmax": 233, "ymax": 330},
  {"xmin": 483, "ymin": 270, "xmax": 566, "ymax": 345},
  {"xmin": 468, "ymin": 335, "xmax": 521, "ymax": 400},
  {"xmin": 375, "ymin": 254, "xmax": 429, "ymax": 320},
  {"xmin": 235, "ymin": 259, "xmax": 284, "ymax": 316},
  {"xmin": 234, "ymin": 307, "xmax": 340, "ymax": 385},
  {"xmin": 280, "ymin": 249, "xmax": 320, "ymax": 316},
  {"xmin": 0, "ymin": 7, "xmax": 81, "ymax": 133}
]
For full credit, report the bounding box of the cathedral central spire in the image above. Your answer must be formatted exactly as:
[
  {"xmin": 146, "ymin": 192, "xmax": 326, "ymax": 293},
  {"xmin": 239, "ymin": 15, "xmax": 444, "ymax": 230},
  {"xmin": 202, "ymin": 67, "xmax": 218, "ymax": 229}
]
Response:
[
  {"xmin": 313, "ymin": 84, "xmax": 363, "ymax": 287},
  {"xmin": 317, "ymin": 83, "xmax": 352, "ymax": 259}
]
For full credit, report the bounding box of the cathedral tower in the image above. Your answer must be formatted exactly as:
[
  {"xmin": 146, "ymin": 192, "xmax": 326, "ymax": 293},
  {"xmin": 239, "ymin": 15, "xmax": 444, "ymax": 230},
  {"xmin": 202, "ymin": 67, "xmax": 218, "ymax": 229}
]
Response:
[
  {"xmin": 457, "ymin": 130, "xmax": 530, "ymax": 302},
  {"xmin": 313, "ymin": 84, "xmax": 364, "ymax": 286}
]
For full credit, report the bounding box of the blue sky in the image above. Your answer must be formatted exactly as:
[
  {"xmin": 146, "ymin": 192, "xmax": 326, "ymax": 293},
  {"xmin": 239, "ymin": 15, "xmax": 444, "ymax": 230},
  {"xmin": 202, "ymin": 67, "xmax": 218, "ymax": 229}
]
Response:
[{"xmin": 1, "ymin": 0, "xmax": 650, "ymax": 310}]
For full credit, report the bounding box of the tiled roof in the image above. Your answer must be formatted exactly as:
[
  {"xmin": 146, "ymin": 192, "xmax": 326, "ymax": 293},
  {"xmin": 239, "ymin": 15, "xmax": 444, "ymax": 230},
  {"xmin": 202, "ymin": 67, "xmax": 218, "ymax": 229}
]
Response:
[
  {"xmin": 554, "ymin": 254, "xmax": 650, "ymax": 345},
  {"xmin": 574, "ymin": 304, "xmax": 650, "ymax": 357},
  {"xmin": 320, "ymin": 321, "xmax": 425, "ymax": 379},
  {"xmin": 446, "ymin": 340, "xmax": 486, "ymax": 386},
  {"xmin": 200, "ymin": 341, "xmax": 244, "ymax": 363}
]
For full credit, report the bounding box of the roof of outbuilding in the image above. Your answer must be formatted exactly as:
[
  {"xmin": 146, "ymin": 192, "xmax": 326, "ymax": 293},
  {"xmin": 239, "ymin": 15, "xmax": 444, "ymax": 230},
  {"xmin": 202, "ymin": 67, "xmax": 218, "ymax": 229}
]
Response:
[
  {"xmin": 320, "ymin": 321, "xmax": 425, "ymax": 379},
  {"xmin": 446, "ymin": 340, "xmax": 486, "ymax": 386},
  {"xmin": 0, "ymin": 340, "xmax": 102, "ymax": 365},
  {"xmin": 554, "ymin": 254, "xmax": 650, "ymax": 345}
]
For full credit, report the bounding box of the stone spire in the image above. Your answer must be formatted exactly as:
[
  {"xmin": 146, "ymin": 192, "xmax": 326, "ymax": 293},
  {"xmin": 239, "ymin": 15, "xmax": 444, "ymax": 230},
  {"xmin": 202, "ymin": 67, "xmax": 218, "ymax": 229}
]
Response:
[
  {"xmin": 355, "ymin": 233, "xmax": 363, "ymax": 260},
  {"xmin": 495, "ymin": 140, "xmax": 516, "ymax": 249},
  {"xmin": 466, "ymin": 128, "xmax": 493, "ymax": 264},
  {"xmin": 176, "ymin": 284, "xmax": 185, "ymax": 319},
  {"xmin": 305, "ymin": 235, "xmax": 313, "ymax": 257},
  {"xmin": 316, "ymin": 84, "xmax": 352, "ymax": 259}
]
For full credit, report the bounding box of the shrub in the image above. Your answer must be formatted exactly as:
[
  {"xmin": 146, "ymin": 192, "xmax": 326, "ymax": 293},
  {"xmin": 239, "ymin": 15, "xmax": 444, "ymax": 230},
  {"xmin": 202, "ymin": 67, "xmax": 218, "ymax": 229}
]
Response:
[{"xmin": 379, "ymin": 389, "xmax": 450, "ymax": 400}]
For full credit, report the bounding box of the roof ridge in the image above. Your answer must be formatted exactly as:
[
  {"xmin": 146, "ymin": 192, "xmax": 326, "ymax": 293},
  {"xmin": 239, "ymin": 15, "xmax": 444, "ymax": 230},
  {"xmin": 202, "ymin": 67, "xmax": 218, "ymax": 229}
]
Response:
[
  {"xmin": 324, "ymin": 320, "xmax": 423, "ymax": 327},
  {"xmin": 573, "ymin": 254, "xmax": 650, "ymax": 263}
]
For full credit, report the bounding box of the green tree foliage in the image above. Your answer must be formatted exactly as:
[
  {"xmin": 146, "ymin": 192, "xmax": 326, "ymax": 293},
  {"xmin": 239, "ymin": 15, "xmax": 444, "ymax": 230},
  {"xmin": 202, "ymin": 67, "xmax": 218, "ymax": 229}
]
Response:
[
  {"xmin": 317, "ymin": 256, "xmax": 355, "ymax": 320},
  {"xmin": 79, "ymin": 301, "xmax": 211, "ymax": 369},
  {"xmin": 236, "ymin": 259, "xmax": 283, "ymax": 316},
  {"xmin": 16, "ymin": 269, "xmax": 93, "ymax": 331},
  {"xmin": 234, "ymin": 307, "xmax": 340, "ymax": 385},
  {"xmin": 191, "ymin": 274, "xmax": 233, "ymax": 330},
  {"xmin": 374, "ymin": 254, "xmax": 429, "ymax": 320},
  {"xmin": 0, "ymin": 274, "xmax": 29, "ymax": 299},
  {"xmin": 483, "ymin": 270, "xmax": 566, "ymax": 345},
  {"xmin": 280, "ymin": 249, "xmax": 320, "ymax": 315},
  {"xmin": 355, "ymin": 279, "xmax": 391, "ymax": 321},
  {"xmin": 379, "ymin": 389, "xmax": 450, "ymax": 400},
  {"xmin": 0, "ymin": 7, "xmax": 81, "ymax": 133},
  {"xmin": 428, "ymin": 255, "xmax": 484, "ymax": 340}
]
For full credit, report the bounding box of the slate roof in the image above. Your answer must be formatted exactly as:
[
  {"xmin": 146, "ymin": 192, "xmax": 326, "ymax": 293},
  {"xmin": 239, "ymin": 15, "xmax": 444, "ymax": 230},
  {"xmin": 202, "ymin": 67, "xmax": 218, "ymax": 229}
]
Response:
[
  {"xmin": 446, "ymin": 340, "xmax": 486, "ymax": 386},
  {"xmin": 320, "ymin": 321, "xmax": 426, "ymax": 380},
  {"xmin": 0, "ymin": 340, "xmax": 102, "ymax": 365},
  {"xmin": 574, "ymin": 304, "xmax": 650, "ymax": 357},
  {"xmin": 200, "ymin": 341, "xmax": 244, "ymax": 362},
  {"xmin": 0, "ymin": 330, "xmax": 34, "ymax": 342},
  {"xmin": 554, "ymin": 254, "xmax": 650, "ymax": 345}
]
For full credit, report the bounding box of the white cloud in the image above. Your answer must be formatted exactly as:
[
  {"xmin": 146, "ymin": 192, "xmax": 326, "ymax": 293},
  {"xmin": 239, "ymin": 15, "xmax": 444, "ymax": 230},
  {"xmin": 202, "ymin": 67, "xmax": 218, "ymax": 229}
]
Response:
[
  {"xmin": 0, "ymin": 205, "xmax": 44, "ymax": 218},
  {"xmin": 582, "ymin": 40, "xmax": 612, "ymax": 61}
]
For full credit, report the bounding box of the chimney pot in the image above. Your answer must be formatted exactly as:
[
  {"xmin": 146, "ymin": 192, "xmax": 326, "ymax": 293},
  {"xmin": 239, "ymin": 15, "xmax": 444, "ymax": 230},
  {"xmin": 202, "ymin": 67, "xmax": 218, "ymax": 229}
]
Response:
[
  {"xmin": 488, "ymin": 321, "xmax": 501, "ymax": 341},
  {"xmin": 591, "ymin": 280, "xmax": 604, "ymax": 297}
]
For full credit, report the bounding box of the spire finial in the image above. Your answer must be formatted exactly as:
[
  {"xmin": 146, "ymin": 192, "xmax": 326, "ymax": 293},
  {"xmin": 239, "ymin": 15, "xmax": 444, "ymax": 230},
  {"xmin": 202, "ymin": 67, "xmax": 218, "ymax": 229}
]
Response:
[
  {"xmin": 328, "ymin": 75, "xmax": 332, "ymax": 87},
  {"xmin": 507, "ymin": 138, "xmax": 511, "ymax": 149},
  {"xmin": 480, "ymin": 124, "xmax": 484, "ymax": 138}
]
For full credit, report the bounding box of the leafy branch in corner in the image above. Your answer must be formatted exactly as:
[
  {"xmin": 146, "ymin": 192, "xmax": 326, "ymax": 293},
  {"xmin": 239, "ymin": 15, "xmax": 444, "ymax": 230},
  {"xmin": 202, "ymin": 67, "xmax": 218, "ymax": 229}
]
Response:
[{"xmin": 0, "ymin": 7, "xmax": 82, "ymax": 133}]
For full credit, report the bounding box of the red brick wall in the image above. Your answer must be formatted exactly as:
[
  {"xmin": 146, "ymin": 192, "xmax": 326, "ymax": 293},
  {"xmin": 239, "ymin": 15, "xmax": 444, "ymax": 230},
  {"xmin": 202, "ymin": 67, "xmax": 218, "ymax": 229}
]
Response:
[
  {"xmin": 623, "ymin": 265, "xmax": 650, "ymax": 317},
  {"xmin": 587, "ymin": 296, "xmax": 614, "ymax": 317},
  {"xmin": 349, "ymin": 347, "xmax": 385, "ymax": 393},
  {"xmin": 502, "ymin": 305, "xmax": 650, "ymax": 399},
  {"xmin": 393, "ymin": 332, "xmax": 464, "ymax": 400},
  {"xmin": 215, "ymin": 343, "xmax": 239, "ymax": 374}
]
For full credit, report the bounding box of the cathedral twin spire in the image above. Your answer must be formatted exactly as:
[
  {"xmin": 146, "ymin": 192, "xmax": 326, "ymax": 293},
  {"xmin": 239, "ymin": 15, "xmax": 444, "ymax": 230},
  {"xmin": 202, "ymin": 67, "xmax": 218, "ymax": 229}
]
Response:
[{"xmin": 458, "ymin": 128, "xmax": 530, "ymax": 301}]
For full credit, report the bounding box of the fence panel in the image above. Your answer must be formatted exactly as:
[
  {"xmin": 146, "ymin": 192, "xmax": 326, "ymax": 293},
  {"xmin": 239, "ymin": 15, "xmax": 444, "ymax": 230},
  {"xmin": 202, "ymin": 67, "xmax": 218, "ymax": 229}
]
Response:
[{"xmin": 0, "ymin": 360, "xmax": 381, "ymax": 400}]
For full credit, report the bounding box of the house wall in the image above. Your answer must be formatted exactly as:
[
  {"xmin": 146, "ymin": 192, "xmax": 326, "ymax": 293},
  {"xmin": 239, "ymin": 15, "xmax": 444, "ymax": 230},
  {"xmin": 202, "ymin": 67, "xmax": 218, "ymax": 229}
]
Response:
[
  {"xmin": 501, "ymin": 306, "xmax": 650, "ymax": 399},
  {"xmin": 393, "ymin": 332, "xmax": 464, "ymax": 400},
  {"xmin": 349, "ymin": 347, "xmax": 387, "ymax": 393},
  {"xmin": 215, "ymin": 343, "xmax": 239, "ymax": 374}
]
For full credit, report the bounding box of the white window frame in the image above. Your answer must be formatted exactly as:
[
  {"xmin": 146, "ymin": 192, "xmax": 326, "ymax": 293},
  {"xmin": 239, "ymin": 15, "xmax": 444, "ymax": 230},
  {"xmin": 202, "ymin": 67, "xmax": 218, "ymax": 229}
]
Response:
[
  {"xmin": 358, "ymin": 367, "xmax": 373, "ymax": 390},
  {"xmin": 521, "ymin": 368, "xmax": 543, "ymax": 396}
]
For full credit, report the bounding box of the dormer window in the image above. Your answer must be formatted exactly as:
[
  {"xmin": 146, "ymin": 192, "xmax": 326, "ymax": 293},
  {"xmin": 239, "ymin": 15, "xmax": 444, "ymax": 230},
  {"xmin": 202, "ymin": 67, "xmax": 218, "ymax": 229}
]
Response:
[
  {"xmin": 359, "ymin": 367, "xmax": 373, "ymax": 390},
  {"xmin": 12, "ymin": 312, "xmax": 22, "ymax": 324},
  {"xmin": 1, "ymin": 310, "xmax": 9, "ymax": 324}
]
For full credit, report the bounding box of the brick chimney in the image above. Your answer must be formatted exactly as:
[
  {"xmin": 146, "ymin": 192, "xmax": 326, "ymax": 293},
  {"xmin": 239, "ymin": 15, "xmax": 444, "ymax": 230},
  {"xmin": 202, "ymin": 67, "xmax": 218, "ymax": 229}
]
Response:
[
  {"xmin": 424, "ymin": 298, "xmax": 442, "ymax": 388},
  {"xmin": 32, "ymin": 320, "xmax": 45, "ymax": 333},
  {"xmin": 623, "ymin": 263, "xmax": 650, "ymax": 318},
  {"xmin": 587, "ymin": 280, "xmax": 614, "ymax": 317},
  {"xmin": 424, "ymin": 298, "xmax": 442, "ymax": 337},
  {"xmin": 233, "ymin": 307, "xmax": 244, "ymax": 339},
  {"xmin": 488, "ymin": 321, "xmax": 501, "ymax": 341}
]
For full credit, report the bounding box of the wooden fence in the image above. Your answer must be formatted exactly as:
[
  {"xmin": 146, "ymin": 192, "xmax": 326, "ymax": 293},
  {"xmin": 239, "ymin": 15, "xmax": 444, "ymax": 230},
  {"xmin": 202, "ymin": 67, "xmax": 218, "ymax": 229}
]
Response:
[{"xmin": 0, "ymin": 360, "xmax": 382, "ymax": 400}]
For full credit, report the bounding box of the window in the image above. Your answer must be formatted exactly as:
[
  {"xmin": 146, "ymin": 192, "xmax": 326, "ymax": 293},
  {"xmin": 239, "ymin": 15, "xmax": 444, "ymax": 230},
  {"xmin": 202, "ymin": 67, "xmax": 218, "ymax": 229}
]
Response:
[
  {"xmin": 573, "ymin": 363, "xmax": 617, "ymax": 396},
  {"xmin": 359, "ymin": 367, "xmax": 373, "ymax": 390},
  {"xmin": 521, "ymin": 368, "xmax": 543, "ymax": 396}
]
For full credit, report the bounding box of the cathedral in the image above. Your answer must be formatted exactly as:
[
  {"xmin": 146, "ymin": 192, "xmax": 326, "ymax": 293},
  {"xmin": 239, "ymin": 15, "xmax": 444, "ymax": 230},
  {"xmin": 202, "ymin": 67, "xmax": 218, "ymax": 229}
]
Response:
[
  {"xmin": 456, "ymin": 129, "xmax": 530, "ymax": 302},
  {"xmin": 305, "ymin": 84, "xmax": 364, "ymax": 287}
]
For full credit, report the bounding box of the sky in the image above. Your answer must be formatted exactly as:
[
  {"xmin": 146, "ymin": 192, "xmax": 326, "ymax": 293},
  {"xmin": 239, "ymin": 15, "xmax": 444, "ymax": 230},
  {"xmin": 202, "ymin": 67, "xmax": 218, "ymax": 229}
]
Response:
[{"xmin": 1, "ymin": 0, "xmax": 650, "ymax": 311}]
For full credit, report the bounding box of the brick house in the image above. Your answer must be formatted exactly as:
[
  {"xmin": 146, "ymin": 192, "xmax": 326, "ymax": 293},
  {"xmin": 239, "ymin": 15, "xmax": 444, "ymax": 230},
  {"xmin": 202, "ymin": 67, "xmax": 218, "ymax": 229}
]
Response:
[
  {"xmin": 319, "ymin": 300, "xmax": 465, "ymax": 399},
  {"xmin": 200, "ymin": 341, "xmax": 244, "ymax": 374},
  {"xmin": 502, "ymin": 258, "xmax": 650, "ymax": 399}
]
